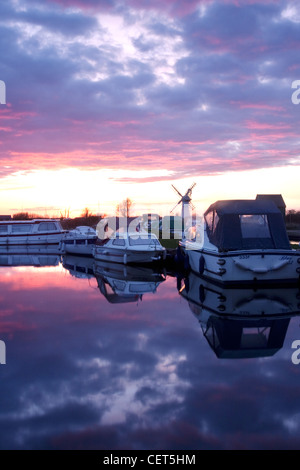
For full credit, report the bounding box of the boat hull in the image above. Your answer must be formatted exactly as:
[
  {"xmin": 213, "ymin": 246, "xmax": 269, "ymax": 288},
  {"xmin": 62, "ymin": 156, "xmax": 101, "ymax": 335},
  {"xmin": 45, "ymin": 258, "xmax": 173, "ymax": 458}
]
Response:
[
  {"xmin": 60, "ymin": 238, "xmax": 96, "ymax": 256},
  {"xmin": 0, "ymin": 233, "xmax": 65, "ymax": 245},
  {"xmin": 93, "ymin": 246, "xmax": 165, "ymax": 264},
  {"xmin": 182, "ymin": 245, "xmax": 300, "ymax": 286},
  {"xmin": 179, "ymin": 273, "xmax": 300, "ymax": 318}
]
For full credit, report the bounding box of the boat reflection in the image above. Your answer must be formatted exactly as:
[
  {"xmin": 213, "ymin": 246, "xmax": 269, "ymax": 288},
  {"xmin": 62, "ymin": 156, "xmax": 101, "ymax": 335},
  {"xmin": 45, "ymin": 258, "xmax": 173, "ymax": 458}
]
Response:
[
  {"xmin": 0, "ymin": 245, "xmax": 61, "ymax": 267},
  {"xmin": 61, "ymin": 254, "xmax": 95, "ymax": 279},
  {"xmin": 62, "ymin": 254, "xmax": 166, "ymax": 303},
  {"xmin": 178, "ymin": 271, "xmax": 300, "ymax": 359}
]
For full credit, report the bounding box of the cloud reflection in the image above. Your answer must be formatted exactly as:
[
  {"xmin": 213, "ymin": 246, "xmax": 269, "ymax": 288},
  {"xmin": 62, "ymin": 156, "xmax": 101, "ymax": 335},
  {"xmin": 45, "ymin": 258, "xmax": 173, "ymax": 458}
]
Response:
[{"xmin": 0, "ymin": 263, "xmax": 300, "ymax": 449}]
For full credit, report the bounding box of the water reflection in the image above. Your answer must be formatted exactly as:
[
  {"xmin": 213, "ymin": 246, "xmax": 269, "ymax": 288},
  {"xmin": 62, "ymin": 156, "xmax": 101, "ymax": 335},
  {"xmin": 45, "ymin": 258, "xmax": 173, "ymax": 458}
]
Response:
[
  {"xmin": 62, "ymin": 254, "xmax": 166, "ymax": 303},
  {"xmin": 0, "ymin": 253, "xmax": 300, "ymax": 449},
  {"xmin": 178, "ymin": 272, "xmax": 300, "ymax": 359},
  {"xmin": 0, "ymin": 245, "xmax": 60, "ymax": 267}
]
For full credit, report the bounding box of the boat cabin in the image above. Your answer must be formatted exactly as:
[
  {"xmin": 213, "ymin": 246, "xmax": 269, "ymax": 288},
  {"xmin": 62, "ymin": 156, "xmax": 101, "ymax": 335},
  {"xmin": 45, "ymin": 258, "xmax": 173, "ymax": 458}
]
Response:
[
  {"xmin": 96, "ymin": 231, "xmax": 163, "ymax": 248},
  {"xmin": 204, "ymin": 199, "xmax": 291, "ymax": 252},
  {"xmin": 0, "ymin": 219, "xmax": 63, "ymax": 235}
]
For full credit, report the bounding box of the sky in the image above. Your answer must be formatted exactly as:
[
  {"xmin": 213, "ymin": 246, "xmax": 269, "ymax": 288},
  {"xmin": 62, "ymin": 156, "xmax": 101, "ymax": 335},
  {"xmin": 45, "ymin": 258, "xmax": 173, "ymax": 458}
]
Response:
[{"xmin": 0, "ymin": 0, "xmax": 300, "ymax": 217}]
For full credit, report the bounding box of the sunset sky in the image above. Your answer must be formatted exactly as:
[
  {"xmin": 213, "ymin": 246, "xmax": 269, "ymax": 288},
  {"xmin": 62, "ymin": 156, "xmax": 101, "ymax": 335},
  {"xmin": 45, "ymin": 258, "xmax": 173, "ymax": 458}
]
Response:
[{"xmin": 0, "ymin": 0, "xmax": 300, "ymax": 217}]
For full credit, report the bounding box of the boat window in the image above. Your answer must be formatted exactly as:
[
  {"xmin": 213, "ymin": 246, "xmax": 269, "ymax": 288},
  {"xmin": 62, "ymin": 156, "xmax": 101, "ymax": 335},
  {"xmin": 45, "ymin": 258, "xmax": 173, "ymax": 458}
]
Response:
[
  {"xmin": 112, "ymin": 280, "xmax": 126, "ymax": 291},
  {"xmin": 205, "ymin": 211, "xmax": 214, "ymax": 233},
  {"xmin": 38, "ymin": 222, "xmax": 58, "ymax": 232},
  {"xmin": 205, "ymin": 210, "xmax": 219, "ymax": 239},
  {"xmin": 12, "ymin": 224, "xmax": 33, "ymax": 233},
  {"xmin": 0, "ymin": 225, "xmax": 8, "ymax": 233},
  {"xmin": 240, "ymin": 327, "xmax": 270, "ymax": 349},
  {"xmin": 112, "ymin": 238, "xmax": 125, "ymax": 246},
  {"xmin": 240, "ymin": 214, "xmax": 271, "ymax": 238},
  {"xmin": 129, "ymin": 236, "xmax": 160, "ymax": 246},
  {"xmin": 213, "ymin": 212, "xmax": 219, "ymax": 233},
  {"xmin": 203, "ymin": 323, "xmax": 220, "ymax": 351},
  {"xmin": 129, "ymin": 283, "xmax": 152, "ymax": 293}
]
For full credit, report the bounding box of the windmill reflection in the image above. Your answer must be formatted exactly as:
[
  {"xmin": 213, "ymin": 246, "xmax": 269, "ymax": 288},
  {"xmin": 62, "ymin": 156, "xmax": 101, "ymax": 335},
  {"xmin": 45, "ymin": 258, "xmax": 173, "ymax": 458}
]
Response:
[
  {"xmin": 62, "ymin": 254, "xmax": 166, "ymax": 303},
  {"xmin": 178, "ymin": 272, "xmax": 300, "ymax": 359}
]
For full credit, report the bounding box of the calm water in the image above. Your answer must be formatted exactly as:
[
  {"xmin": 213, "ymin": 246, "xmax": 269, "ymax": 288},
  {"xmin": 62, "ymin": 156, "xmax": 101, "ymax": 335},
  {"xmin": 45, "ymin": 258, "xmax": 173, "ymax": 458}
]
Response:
[{"xmin": 0, "ymin": 250, "xmax": 300, "ymax": 450}]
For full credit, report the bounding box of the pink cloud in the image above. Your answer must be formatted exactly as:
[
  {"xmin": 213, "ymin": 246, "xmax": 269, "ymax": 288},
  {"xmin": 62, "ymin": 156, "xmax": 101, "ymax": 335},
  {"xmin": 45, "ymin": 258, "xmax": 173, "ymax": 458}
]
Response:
[
  {"xmin": 245, "ymin": 120, "xmax": 291, "ymax": 130},
  {"xmin": 231, "ymin": 101, "xmax": 285, "ymax": 112}
]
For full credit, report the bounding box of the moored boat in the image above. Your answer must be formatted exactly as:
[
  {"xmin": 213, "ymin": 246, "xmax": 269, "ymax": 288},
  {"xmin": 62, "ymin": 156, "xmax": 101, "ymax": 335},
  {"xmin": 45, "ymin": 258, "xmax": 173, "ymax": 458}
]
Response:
[
  {"xmin": 179, "ymin": 199, "xmax": 300, "ymax": 286},
  {"xmin": 0, "ymin": 219, "xmax": 66, "ymax": 245},
  {"xmin": 59, "ymin": 226, "xmax": 98, "ymax": 256},
  {"xmin": 93, "ymin": 231, "xmax": 166, "ymax": 264}
]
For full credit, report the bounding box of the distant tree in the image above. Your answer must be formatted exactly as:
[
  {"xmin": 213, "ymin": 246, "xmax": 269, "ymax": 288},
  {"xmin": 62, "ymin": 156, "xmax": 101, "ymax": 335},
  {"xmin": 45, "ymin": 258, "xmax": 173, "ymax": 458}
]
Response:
[
  {"xmin": 13, "ymin": 212, "xmax": 30, "ymax": 220},
  {"xmin": 118, "ymin": 198, "xmax": 133, "ymax": 218},
  {"xmin": 60, "ymin": 208, "xmax": 70, "ymax": 219},
  {"xmin": 81, "ymin": 207, "xmax": 94, "ymax": 218},
  {"xmin": 288, "ymin": 210, "xmax": 295, "ymax": 223},
  {"xmin": 13, "ymin": 212, "xmax": 41, "ymax": 220}
]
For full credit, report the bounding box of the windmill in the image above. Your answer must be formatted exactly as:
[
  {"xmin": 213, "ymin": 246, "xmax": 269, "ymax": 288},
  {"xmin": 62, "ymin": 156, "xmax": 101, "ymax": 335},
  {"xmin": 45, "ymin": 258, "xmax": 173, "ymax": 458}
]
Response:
[{"xmin": 170, "ymin": 183, "xmax": 196, "ymax": 239}]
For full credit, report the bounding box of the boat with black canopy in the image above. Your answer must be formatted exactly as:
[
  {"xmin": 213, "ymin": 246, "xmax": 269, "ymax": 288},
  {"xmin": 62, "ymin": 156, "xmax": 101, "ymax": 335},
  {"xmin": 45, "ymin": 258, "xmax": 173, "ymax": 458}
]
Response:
[{"xmin": 179, "ymin": 199, "xmax": 300, "ymax": 286}]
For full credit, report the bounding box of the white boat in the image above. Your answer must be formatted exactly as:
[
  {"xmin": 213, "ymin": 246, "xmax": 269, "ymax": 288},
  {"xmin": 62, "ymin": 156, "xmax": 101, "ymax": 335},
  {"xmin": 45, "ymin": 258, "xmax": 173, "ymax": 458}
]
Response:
[
  {"xmin": 179, "ymin": 199, "xmax": 300, "ymax": 286},
  {"xmin": 59, "ymin": 226, "xmax": 98, "ymax": 256},
  {"xmin": 93, "ymin": 231, "xmax": 166, "ymax": 264},
  {"xmin": 0, "ymin": 219, "xmax": 66, "ymax": 245}
]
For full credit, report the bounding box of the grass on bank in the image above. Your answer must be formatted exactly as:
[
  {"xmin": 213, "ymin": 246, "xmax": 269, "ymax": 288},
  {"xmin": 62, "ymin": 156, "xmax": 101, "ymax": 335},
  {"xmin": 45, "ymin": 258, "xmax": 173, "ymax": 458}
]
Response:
[
  {"xmin": 291, "ymin": 243, "xmax": 300, "ymax": 250},
  {"xmin": 159, "ymin": 239, "xmax": 180, "ymax": 250}
]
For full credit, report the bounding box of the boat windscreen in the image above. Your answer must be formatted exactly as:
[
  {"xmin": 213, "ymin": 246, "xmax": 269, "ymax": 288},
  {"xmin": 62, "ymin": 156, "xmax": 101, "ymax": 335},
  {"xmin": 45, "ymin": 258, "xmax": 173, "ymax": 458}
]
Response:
[{"xmin": 128, "ymin": 236, "xmax": 160, "ymax": 246}]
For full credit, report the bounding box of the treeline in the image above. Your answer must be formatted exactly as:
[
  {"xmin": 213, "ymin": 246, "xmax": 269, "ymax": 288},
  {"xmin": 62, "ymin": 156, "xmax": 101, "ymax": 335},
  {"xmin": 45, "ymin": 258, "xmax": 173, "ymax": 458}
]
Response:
[
  {"xmin": 12, "ymin": 211, "xmax": 104, "ymax": 231},
  {"xmin": 286, "ymin": 210, "xmax": 300, "ymax": 226},
  {"xmin": 13, "ymin": 212, "xmax": 43, "ymax": 220},
  {"xmin": 61, "ymin": 215, "xmax": 103, "ymax": 230}
]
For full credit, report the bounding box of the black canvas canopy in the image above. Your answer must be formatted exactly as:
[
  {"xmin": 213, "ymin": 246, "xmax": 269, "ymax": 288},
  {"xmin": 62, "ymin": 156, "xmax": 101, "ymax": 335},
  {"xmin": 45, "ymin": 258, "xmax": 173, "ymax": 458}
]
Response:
[
  {"xmin": 204, "ymin": 199, "xmax": 291, "ymax": 251},
  {"xmin": 203, "ymin": 316, "xmax": 290, "ymax": 359}
]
